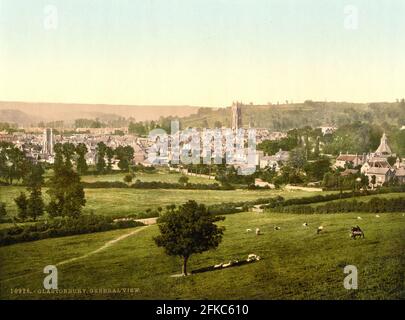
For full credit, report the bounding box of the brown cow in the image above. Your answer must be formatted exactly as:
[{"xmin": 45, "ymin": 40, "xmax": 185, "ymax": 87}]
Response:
[{"xmin": 350, "ymin": 226, "xmax": 365, "ymax": 239}]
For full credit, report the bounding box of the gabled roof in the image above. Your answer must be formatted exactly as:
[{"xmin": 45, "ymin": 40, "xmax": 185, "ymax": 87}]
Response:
[
  {"xmin": 366, "ymin": 167, "xmax": 391, "ymax": 175},
  {"xmin": 395, "ymin": 167, "xmax": 405, "ymax": 177}
]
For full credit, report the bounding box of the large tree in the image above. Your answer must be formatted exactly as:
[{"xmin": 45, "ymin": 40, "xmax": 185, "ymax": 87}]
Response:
[
  {"xmin": 96, "ymin": 142, "xmax": 108, "ymax": 173},
  {"xmin": 106, "ymin": 146, "xmax": 115, "ymax": 172},
  {"xmin": 0, "ymin": 142, "xmax": 28, "ymax": 184},
  {"xmin": 115, "ymin": 145, "xmax": 134, "ymax": 171},
  {"xmin": 75, "ymin": 143, "xmax": 88, "ymax": 175},
  {"xmin": 304, "ymin": 157, "xmax": 331, "ymax": 181},
  {"xmin": 154, "ymin": 201, "xmax": 225, "ymax": 276},
  {"xmin": 25, "ymin": 163, "xmax": 45, "ymax": 221},
  {"xmin": 15, "ymin": 192, "xmax": 28, "ymax": 220},
  {"xmin": 47, "ymin": 143, "xmax": 86, "ymax": 218}
]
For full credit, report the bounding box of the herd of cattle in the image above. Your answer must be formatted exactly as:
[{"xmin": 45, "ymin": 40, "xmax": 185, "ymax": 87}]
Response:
[{"xmin": 246, "ymin": 219, "xmax": 369, "ymax": 239}]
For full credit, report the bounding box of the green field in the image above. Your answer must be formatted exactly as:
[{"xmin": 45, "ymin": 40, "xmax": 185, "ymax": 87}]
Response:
[
  {"xmin": 0, "ymin": 211, "xmax": 404, "ymax": 299},
  {"xmin": 80, "ymin": 170, "xmax": 217, "ymax": 185},
  {"xmin": 0, "ymin": 186, "xmax": 333, "ymax": 217}
]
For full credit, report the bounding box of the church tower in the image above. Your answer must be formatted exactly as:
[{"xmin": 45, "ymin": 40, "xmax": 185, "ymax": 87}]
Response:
[{"xmin": 231, "ymin": 101, "xmax": 242, "ymax": 131}]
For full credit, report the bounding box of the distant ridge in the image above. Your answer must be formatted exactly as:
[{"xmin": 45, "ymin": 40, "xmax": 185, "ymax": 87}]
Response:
[{"xmin": 0, "ymin": 101, "xmax": 200, "ymax": 124}]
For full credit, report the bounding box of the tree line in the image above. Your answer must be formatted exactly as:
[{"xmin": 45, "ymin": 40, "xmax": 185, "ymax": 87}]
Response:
[{"xmin": 9, "ymin": 143, "xmax": 87, "ymax": 222}]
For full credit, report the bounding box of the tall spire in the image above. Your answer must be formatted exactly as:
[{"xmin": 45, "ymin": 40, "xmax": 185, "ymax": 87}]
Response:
[{"xmin": 375, "ymin": 132, "xmax": 392, "ymax": 155}]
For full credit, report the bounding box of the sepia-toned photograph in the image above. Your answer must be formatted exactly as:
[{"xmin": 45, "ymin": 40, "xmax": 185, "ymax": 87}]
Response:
[{"xmin": 0, "ymin": 0, "xmax": 404, "ymax": 305}]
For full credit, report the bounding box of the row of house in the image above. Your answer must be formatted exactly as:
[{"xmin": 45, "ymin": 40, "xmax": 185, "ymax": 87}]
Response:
[{"xmin": 335, "ymin": 133, "xmax": 405, "ymax": 186}]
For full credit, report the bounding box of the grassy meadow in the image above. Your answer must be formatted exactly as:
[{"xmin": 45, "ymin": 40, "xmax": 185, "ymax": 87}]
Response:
[
  {"xmin": 1, "ymin": 170, "xmax": 404, "ymax": 300},
  {"xmin": 80, "ymin": 170, "xmax": 217, "ymax": 185},
  {"xmin": 0, "ymin": 211, "xmax": 404, "ymax": 300},
  {"xmin": 0, "ymin": 185, "xmax": 333, "ymax": 218}
]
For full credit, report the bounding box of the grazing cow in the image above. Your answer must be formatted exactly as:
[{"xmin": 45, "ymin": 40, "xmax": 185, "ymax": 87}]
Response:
[
  {"xmin": 255, "ymin": 228, "xmax": 261, "ymax": 235},
  {"xmin": 246, "ymin": 228, "xmax": 252, "ymax": 233},
  {"xmin": 317, "ymin": 226, "xmax": 324, "ymax": 234},
  {"xmin": 375, "ymin": 215, "xmax": 380, "ymax": 218},
  {"xmin": 274, "ymin": 226, "xmax": 281, "ymax": 230},
  {"xmin": 247, "ymin": 254, "xmax": 261, "ymax": 262},
  {"xmin": 303, "ymin": 223, "xmax": 308, "ymax": 227},
  {"xmin": 247, "ymin": 254, "xmax": 257, "ymax": 262},
  {"xmin": 357, "ymin": 216, "xmax": 362, "ymax": 220},
  {"xmin": 350, "ymin": 226, "xmax": 365, "ymax": 239}
]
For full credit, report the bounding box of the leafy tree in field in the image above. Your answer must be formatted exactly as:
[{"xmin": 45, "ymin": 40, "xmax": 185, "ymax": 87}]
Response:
[
  {"xmin": 322, "ymin": 122, "xmax": 382, "ymax": 155},
  {"xmin": 27, "ymin": 188, "xmax": 44, "ymax": 221},
  {"xmin": 96, "ymin": 142, "xmax": 108, "ymax": 173},
  {"xmin": 178, "ymin": 176, "xmax": 189, "ymax": 185},
  {"xmin": 304, "ymin": 157, "xmax": 331, "ymax": 181},
  {"xmin": 47, "ymin": 143, "xmax": 86, "ymax": 218},
  {"xmin": 115, "ymin": 145, "xmax": 134, "ymax": 171},
  {"xmin": 154, "ymin": 200, "xmax": 225, "ymax": 276},
  {"xmin": 288, "ymin": 147, "xmax": 306, "ymax": 171},
  {"xmin": 322, "ymin": 172, "xmax": 337, "ymax": 189},
  {"xmin": 0, "ymin": 142, "xmax": 28, "ymax": 184},
  {"xmin": 76, "ymin": 143, "xmax": 88, "ymax": 175},
  {"xmin": 275, "ymin": 165, "xmax": 304, "ymax": 185},
  {"xmin": 27, "ymin": 162, "xmax": 44, "ymax": 184},
  {"xmin": 24, "ymin": 163, "xmax": 45, "ymax": 220},
  {"xmin": 53, "ymin": 143, "xmax": 65, "ymax": 171},
  {"xmin": 106, "ymin": 146, "xmax": 115, "ymax": 172},
  {"xmin": 0, "ymin": 202, "xmax": 7, "ymax": 221},
  {"xmin": 62, "ymin": 143, "xmax": 76, "ymax": 169},
  {"xmin": 15, "ymin": 192, "xmax": 28, "ymax": 220}
]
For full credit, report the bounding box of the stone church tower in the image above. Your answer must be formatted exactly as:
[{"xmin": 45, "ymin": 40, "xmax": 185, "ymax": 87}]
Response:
[{"xmin": 231, "ymin": 101, "xmax": 242, "ymax": 130}]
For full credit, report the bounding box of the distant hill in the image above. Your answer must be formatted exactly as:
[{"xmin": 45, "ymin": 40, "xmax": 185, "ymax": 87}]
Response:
[
  {"xmin": 0, "ymin": 109, "xmax": 42, "ymax": 125},
  {"xmin": 1, "ymin": 100, "xmax": 404, "ymax": 130},
  {"xmin": 0, "ymin": 101, "xmax": 200, "ymax": 125},
  {"xmin": 180, "ymin": 101, "xmax": 405, "ymax": 130}
]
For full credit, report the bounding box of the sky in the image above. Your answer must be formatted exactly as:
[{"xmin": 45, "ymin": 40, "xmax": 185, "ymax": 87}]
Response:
[{"xmin": 0, "ymin": 0, "xmax": 404, "ymax": 107}]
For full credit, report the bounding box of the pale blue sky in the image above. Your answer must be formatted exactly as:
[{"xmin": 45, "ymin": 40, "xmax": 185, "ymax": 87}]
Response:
[{"xmin": 0, "ymin": 0, "xmax": 404, "ymax": 106}]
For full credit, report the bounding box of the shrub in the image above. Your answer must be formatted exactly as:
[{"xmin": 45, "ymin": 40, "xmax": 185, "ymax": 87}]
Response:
[
  {"xmin": 0, "ymin": 215, "xmax": 144, "ymax": 246},
  {"xmin": 268, "ymin": 197, "xmax": 405, "ymax": 214}
]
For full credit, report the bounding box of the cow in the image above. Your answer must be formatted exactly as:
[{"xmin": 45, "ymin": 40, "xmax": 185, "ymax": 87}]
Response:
[{"xmin": 350, "ymin": 226, "xmax": 365, "ymax": 239}]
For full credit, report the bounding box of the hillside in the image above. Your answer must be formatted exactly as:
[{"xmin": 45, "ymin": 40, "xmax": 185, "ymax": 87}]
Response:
[
  {"xmin": 1, "ymin": 211, "xmax": 403, "ymax": 299},
  {"xmin": 0, "ymin": 101, "xmax": 200, "ymax": 125},
  {"xmin": 180, "ymin": 101, "xmax": 405, "ymax": 130}
]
